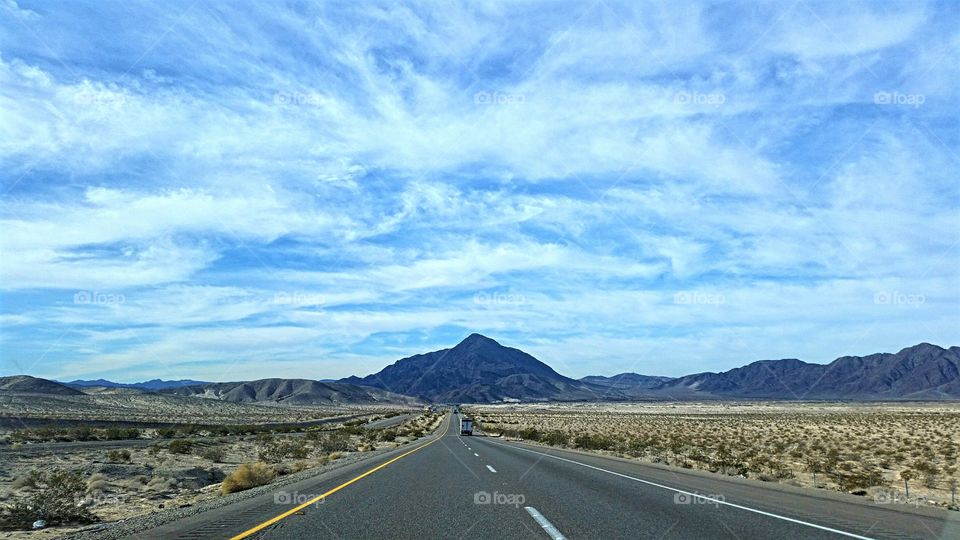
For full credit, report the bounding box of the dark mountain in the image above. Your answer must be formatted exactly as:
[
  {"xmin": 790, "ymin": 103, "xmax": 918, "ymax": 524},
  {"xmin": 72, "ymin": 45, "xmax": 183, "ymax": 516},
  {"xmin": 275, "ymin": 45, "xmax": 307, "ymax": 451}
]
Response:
[
  {"xmin": 660, "ymin": 358, "xmax": 823, "ymax": 398},
  {"xmin": 581, "ymin": 373, "xmax": 673, "ymax": 388},
  {"xmin": 0, "ymin": 375, "xmax": 85, "ymax": 395},
  {"xmin": 579, "ymin": 373, "xmax": 675, "ymax": 399},
  {"xmin": 162, "ymin": 378, "xmax": 423, "ymax": 406},
  {"xmin": 343, "ymin": 336, "xmax": 959, "ymax": 402},
  {"xmin": 341, "ymin": 333, "xmax": 617, "ymax": 403},
  {"xmin": 804, "ymin": 343, "xmax": 959, "ymax": 399},
  {"xmin": 659, "ymin": 343, "xmax": 960, "ymax": 400},
  {"xmin": 65, "ymin": 378, "xmax": 211, "ymax": 390}
]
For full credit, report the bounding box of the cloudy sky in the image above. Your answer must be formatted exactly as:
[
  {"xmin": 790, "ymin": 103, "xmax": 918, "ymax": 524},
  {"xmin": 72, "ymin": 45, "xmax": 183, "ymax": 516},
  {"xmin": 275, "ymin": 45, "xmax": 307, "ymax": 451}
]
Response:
[{"xmin": 0, "ymin": 0, "xmax": 957, "ymax": 383}]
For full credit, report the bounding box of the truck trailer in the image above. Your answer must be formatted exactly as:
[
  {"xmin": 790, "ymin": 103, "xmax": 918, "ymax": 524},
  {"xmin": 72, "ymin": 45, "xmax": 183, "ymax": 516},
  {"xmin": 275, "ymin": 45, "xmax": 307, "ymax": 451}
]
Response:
[{"xmin": 459, "ymin": 417, "xmax": 473, "ymax": 435}]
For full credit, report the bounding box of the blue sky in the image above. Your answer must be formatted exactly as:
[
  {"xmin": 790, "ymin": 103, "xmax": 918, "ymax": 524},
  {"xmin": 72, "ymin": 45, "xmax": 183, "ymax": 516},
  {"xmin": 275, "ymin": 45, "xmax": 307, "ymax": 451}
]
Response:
[{"xmin": 0, "ymin": 0, "xmax": 957, "ymax": 383}]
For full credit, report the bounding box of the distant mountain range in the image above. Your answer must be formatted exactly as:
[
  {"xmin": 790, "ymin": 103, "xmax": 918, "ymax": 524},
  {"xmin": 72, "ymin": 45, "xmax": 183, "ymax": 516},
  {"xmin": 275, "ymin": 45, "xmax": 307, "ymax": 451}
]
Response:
[
  {"xmin": 581, "ymin": 373, "xmax": 674, "ymax": 390},
  {"xmin": 3, "ymin": 335, "xmax": 957, "ymax": 403},
  {"xmin": 161, "ymin": 378, "xmax": 422, "ymax": 406},
  {"xmin": 342, "ymin": 335, "xmax": 959, "ymax": 402},
  {"xmin": 64, "ymin": 378, "xmax": 211, "ymax": 391},
  {"xmin": 1, "ymin": 375, "xmax": 421, "ymax": 407},
  {"xmin": 654, "ymin": 342, "xmax": 960, "ymax": 400}
]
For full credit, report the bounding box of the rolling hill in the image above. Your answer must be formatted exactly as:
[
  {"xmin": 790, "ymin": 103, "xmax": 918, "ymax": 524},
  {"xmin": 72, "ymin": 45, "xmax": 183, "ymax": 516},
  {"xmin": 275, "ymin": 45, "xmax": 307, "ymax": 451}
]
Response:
[
  {"xmin": 65, "ymin": 378, "xmax": 211, "ymax": 391},
  {"xmin": 0, "ymin": 375, "xmax": 84, "ymax": 395},
  {"xmin": 161, "ymin": 378, "xmax": 424, "ymax": 406},
  {"xmin": 581, "ymin": 373, "xmax": 674, "ymax": 388}
]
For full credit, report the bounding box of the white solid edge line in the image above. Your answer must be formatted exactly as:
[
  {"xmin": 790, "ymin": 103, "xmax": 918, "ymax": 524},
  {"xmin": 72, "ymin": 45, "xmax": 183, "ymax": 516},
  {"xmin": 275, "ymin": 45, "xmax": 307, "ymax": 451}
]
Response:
[
  {"xmin": 485, "ymin": 440, "xmax": 875, "ymax": 540},
  {"xmin": 486, "ymin": 465, "xmax": 497, "ymax": 473},
  {"xmin": 525, "ymin": 506, "xmax": 567, "ymax": 540}
]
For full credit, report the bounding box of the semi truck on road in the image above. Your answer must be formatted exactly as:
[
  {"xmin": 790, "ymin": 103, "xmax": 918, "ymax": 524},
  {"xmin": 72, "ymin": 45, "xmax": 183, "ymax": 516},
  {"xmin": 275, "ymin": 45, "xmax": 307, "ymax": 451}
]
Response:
[{"xmin": 459, "ymin": 417, "xmax": 473, "ymax": 435}]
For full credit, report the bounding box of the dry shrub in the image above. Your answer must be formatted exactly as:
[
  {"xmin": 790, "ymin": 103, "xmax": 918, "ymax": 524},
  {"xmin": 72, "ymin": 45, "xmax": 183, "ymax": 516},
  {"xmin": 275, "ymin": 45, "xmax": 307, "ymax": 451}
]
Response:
[
  {"xmin": 144, "ymin": 476, "xmax": 176, "ymax": 492},
  {"xmin": 168, "ymin": 439, "xmax": 193, "ymax": 454},
  {"xmin": 0, "ymin": 469, "xmax": 95, "ymax": 530},
  {"xmin": 258, "ymin": 437, "xmax": 309, "ymax": 463},
  {"xmin": 86, "ymin": 474, "xmax": 109, "ymax": 495},
  {"xmin": 10, "ymin": 474, "xmax": 37, "ymax": 490},
  {"xmin": 199, "ymin": 446, "xmax": 227, "ymax": 463},
  {"xmin": 106, "ymin": 449, "xmax": 131, "ymax": 462},
  {"xmin": 315, "ymin": 432, "xmax": 353, "ymax": 453},
  {"xmin": 220, "ymin": 462, "xmax": 276, "ymax": 494}
]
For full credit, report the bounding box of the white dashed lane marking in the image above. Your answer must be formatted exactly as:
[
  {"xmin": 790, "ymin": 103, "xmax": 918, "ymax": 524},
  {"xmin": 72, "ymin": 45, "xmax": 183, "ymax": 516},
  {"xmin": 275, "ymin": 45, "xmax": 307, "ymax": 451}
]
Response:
[{"xmin": 525, "ymin": 507, "xmax": 567, "ymax": 540}]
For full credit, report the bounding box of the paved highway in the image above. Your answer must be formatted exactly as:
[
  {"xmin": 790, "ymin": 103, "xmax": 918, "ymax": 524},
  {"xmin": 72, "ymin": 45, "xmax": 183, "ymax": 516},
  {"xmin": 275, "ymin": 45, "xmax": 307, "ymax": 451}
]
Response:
[
  {"xmin": 362, "ymin": 413, "xmax": 416, "ymax": 430},
  {"xmin": 133, "ymin": 412, "xmax": 958, "ymax": 539}
]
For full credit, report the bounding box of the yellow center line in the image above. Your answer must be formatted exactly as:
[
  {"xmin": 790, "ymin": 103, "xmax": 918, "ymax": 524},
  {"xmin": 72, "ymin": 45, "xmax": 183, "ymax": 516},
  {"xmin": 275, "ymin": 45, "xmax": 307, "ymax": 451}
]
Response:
[{"xmin": 229, "ymin": 414, "xmax": 450, "ymax": 540}]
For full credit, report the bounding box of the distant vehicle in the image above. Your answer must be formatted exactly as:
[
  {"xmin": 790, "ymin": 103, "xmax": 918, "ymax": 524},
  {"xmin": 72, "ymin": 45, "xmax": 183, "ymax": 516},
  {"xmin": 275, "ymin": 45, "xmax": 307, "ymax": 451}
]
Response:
[{"xmin": 459, "ymin": 417, "xmax": 473, "ymax": 435}]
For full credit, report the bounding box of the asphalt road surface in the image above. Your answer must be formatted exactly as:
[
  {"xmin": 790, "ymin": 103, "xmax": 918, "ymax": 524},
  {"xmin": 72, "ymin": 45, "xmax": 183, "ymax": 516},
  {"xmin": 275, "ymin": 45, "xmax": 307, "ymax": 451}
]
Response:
[
  {"xmin": 362, "ymin": 413, "xmax": 416, "ymax": 430},
  {"xmin": 133, "ymin": 412, "xmax": 958, "ymax": 540}
]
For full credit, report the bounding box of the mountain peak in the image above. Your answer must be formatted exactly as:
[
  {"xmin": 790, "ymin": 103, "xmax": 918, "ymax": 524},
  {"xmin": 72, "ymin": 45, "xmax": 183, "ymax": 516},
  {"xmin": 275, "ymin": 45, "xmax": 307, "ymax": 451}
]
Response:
[
  {"xmin": 457, "ymin": 333, "xmax": 499, "ymax": 347},
  {"xmin": 342, "ymin": 334, "xmax": 590, "ymax": 402},
  {"xmin": 897, "ymin": 342, "xmax": 943, "ymax": 354}
]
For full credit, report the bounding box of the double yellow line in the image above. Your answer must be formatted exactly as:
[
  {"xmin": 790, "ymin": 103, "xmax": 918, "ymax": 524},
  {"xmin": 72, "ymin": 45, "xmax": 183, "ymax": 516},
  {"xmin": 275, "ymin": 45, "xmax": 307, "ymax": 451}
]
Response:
[{"xmin": 230, "ymin": 414, "xmax": 449, "ymax": 539}]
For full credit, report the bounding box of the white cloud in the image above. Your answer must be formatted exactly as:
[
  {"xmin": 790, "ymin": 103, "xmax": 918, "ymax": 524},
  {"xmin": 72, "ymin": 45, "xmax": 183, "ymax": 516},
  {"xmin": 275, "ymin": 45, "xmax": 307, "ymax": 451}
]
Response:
[
  {"xmin": 0, "ymin": 1, "xmax": 956, "ymax": 381},
  {"xmin": 769, "ymin": 5, "xmax": 927, "ymax": 59},
  {"xmin": 0, "ymin": 186, "xmax": 345, "ymax": 290}
]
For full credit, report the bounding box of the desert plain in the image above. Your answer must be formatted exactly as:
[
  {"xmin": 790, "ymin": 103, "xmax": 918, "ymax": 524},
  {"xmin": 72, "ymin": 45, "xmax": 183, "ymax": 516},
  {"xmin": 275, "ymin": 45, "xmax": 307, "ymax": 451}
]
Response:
[{"xmin": 468, "ymin": 401, "xmax": 960, "ymax": 511}]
